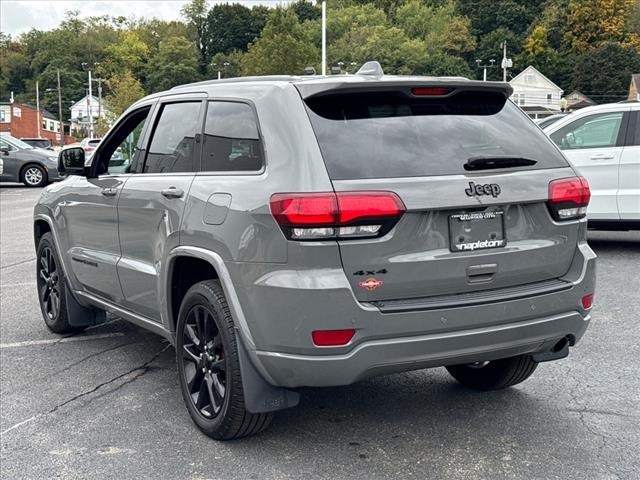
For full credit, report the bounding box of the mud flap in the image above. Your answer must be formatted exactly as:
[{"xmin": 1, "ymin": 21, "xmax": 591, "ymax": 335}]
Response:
[
  {"xmin": 236, "ymin": 334, "xmax": 300, "ymax": 414},
  {"xmin": 66, "ymin": 288, "xmax": 107, "ymax": 327}
]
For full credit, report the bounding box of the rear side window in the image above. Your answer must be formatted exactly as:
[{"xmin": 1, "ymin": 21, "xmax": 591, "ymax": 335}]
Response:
[
  {"xmin": 550, "ymin": 112, "xmax": 624, "ymax": 150},
  {"xmin": 305, "ymin": 91, "xmax": 567, "ymax": 180},
  {"xmin": 144, "ymin": 102, "xmax": 201, "ymax": 173},
  {"xmin": 202, "ymin": 101, "xmax": 263, "ymax": 172}
]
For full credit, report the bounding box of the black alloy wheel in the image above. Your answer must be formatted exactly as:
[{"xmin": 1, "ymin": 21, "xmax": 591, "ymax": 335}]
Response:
[
  {"xmin": 181, "ymin": 305, "xmax": 227, "ymax": 419},
  {"xmin": 38, "ymin": 244, "xmax": 61, "ymax": 321}
]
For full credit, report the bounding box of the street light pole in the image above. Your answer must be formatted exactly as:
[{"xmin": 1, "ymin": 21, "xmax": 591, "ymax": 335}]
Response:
[
  {"xmin": 475, "ymin": 59, "xmax": 496, "ymax": 81},
  {"xmin": 36, "ymin": 80, "xmax": 41, "ymax": 137},
  {"xmin": 321, "ymin": 1, "xmax": 327, "ymax": 75},
  {"xmin": 57, "ymin": 69, "xmax": 63, "ymax": 146}
]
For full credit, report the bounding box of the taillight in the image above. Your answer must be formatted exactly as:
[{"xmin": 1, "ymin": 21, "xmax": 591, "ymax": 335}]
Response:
[
  {"xmin": 547, "ymin": 177, "xmax": 590, "ymax": 221},
  {"xmin": 270, "ymin": 191, "xmax": 405, "ymax": 241}
]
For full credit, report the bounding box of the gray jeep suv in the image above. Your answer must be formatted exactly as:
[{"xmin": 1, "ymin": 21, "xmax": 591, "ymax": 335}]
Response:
[{"xmin": 34, "ymin": 64, "xmax": 596, "ymax": 440}]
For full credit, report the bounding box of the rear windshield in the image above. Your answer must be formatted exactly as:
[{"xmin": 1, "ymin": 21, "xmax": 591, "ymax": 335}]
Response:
[{"xmin": 305, "ymin": 91, "xmax": 567, "ymax": 180}]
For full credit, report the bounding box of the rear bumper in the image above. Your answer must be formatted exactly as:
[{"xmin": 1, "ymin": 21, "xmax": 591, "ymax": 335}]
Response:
[
  {"xmin": 256, "ymin": 310, "xmax": 589, "ymax": 387},
  {"xmin": 228, "ymin": 240, "xmax": 596, "ymax": 388}
]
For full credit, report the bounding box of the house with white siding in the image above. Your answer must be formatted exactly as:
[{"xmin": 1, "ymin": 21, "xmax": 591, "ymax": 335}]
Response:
[{"xmin": 509, "ymin": 65, "xmax": 564, "ymax": 118}]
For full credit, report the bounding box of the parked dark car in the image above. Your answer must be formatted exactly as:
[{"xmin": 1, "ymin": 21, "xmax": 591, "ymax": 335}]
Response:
[
  {"xmin": 21, "ymin": 137, "xmax": 54, "ymax": 151},
  {"xmin": 0, "ymin": 133, "xmax": 61, "ymax": 186}
]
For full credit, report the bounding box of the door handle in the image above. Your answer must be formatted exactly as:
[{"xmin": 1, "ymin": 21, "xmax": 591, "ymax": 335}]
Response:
[
  {"xmin": 161, "ymin": 187, "xmax": 184, "ymax": 199},
  {"xmin": 589, "ymin": 153, "xmax": 614, "ymax": 160},
  {"xmin": 101, "ymin": 188, "xmax": 118, "ymax": 197}
]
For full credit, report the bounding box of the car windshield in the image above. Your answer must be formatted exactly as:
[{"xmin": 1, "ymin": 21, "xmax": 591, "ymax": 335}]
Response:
[{"xmin": 0, "ymin": 135, "xmax": 34, "ymax": 150}]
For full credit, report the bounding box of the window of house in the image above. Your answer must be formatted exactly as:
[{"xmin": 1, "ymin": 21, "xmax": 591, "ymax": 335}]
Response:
[
  {"xmin": 42, "ymin": 120, "xmax": 47, "ymax": 130},
  {"xmin": 1, "ymin": 109, "xmax": 7, "ymax": 122},
  {"xmin": 143, "ymin": 102, "xmax": 202, "ymax": 174},
  {"xmin": 547, "ymin": 94, "xmax": 552, "ymax": 104},
  {"xmin": 201, "ymin": 101, "xmax": 264, "ymax": 172},
  {"xmin": 525, "ymin": 73, "xmax": 534, "ymax": 83}
]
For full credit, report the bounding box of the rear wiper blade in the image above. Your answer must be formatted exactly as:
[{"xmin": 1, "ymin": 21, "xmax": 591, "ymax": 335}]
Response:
[{"xmin": 464, "ymin": 156, "xmax": 537, "ymax": 171}]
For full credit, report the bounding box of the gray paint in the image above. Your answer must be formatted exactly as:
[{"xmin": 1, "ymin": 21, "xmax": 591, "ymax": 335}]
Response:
[{"xmin": 33, "ymin": 76, "xmax": 597, "ymax": 394}]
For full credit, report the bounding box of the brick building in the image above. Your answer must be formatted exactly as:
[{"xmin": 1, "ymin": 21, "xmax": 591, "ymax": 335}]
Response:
[{"xmin": 0, "ymin": 102, "xmax": 75, "ymax": 145}]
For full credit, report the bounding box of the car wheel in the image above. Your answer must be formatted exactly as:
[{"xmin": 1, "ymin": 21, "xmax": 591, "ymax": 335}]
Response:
[
  {"xmin": 176, "ymin": 280, "xmax": 272, "ymax": 440},
  {"xmin": 36, "ymin": 232, "xmax": 85, "ymax": 334},
  {"xmin": 446, "ymin": 355, "xmax": 538, "ymax": 391},
  {"xmin": 21, "ymin": 164, "xmax": 47, "ymax": 187}
]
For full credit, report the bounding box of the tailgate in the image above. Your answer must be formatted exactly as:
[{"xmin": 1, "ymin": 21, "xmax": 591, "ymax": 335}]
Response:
[{"xmin": 303, "ymin": 82, "xmax": 580, "ymax": 303}]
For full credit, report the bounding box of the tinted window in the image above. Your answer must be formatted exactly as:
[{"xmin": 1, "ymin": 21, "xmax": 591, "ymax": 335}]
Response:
[
  {"xmin": 628, "ymin": 111, "xmax": 639, "ymax": 146},
  {"xmin": 202, "ymin": 101, "xmax": 263, "ymax": 172},
  {"xmin": 550, "ymin": 112, "xmax": 623, "ymax": 150},
  {"xmin": 144, "ymin": 102, "xmax": 201, "ymax": 173},
  {"xmin": 305, "ymin": 91, "xmax": 567, "ymax": 180}
]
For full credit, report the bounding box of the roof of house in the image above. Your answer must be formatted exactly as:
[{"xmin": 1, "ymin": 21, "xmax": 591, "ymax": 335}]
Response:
[
  {"xmin": 70, "ymin": 95, "xmax": 100, "ymax": 109},
  {"xmin": 509, "ymin": 65, "xmax": 563, "ymax": 92},
  {"xmin": 632, "ymin": 74, "xmax": 640, "ymax": 86}
]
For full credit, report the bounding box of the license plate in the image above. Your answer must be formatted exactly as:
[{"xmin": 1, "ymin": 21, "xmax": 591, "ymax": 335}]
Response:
[{"xmin": 449, "ymin": 211, "xmax": 506, "ymax": 252}]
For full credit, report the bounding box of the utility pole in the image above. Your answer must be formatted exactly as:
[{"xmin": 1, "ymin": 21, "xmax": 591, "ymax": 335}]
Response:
[
  {"xmin": 321, "ymin": 1, "xmax": 327, "ymax": 75},
  {"xmin": 36, "ymin": 80, "xmax": 41, "ymax": 137},
  {"xmin": 81, "ymin": 62, "xmax": 99, "ymax": 137},
  {"xmin": 57, "ymin": 69, "xmax": 63, "ymax": 146},
  {"xmin": 94, "ymin": 77, "xmax": 104, "ymax": 120},
  {"xmin": 500, "ymin": 41, "xmax": 513, "ymax": 83}
]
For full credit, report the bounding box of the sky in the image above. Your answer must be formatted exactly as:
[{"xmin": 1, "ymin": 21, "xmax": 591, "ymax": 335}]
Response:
[{"xmin": 0, "ymin": 1, "xmax": 285, "ymax": 37}]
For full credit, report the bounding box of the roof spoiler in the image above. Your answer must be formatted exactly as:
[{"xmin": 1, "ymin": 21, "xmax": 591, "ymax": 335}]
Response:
[{"xmin": 296, "ymin": 79, "xmax": 513, "ymax": 100}]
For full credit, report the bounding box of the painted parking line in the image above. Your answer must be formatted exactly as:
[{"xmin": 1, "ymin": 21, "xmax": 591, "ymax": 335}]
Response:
[{"xmin": 0, "ymin": 332, "xmax": 125, "ymax": 349}]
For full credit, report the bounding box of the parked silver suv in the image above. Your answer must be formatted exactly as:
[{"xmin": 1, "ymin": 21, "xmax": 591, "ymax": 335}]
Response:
[{"xmin": 34, "ymin": 64, "xmax": 596, "ymax": 440}]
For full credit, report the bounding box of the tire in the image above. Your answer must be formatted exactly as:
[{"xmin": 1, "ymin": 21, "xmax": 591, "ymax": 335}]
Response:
[
  {"xmin": 446, "ymin": 355, "xmax": 538, "ymax": 391},
  {"xmin": 36, "ymin": 232, "xmax": 85, "ymax": 334},
  {"xmin": 21, "ymin": 164, "xmax": 47, "ymax": 187},
  {"xmin": 176, "ymin": 280, "xmax": 272, "ymax": 440}
]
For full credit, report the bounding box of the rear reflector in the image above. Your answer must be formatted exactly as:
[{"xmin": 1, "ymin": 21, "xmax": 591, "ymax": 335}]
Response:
[
  {"xmin": 312, "ymin": 329, "xmax": 355, "ymax": 346},
  {"xmin": 581, "ymin": 293, "xmax": 594, "ymax": 309},
  {"xmin": 270, "ymin": 191, "xmax": 405, "ymax": 240},
  {"xmin": 411, "ymin": 87, "xmax": 452, "ymax": 96},
  {"xmin": 547, "ymin": 177, "xmax": 591, "ymax": 221}
]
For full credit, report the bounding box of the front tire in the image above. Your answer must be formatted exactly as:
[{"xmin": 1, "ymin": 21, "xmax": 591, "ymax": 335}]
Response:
[
  {"xmin": 21, "ymin": 164, "xmax": 47, "ymax": 187},
  {"xmin": 36, "ymin": 232, "xmax": 85, "ymax": 334},
  {"xmin": 446, "ymin": 355, "xmax": 538, "ymax": 391},
  {"xmin": 176, "ymin": 280, "xmax": 272, "ymax": 440}
]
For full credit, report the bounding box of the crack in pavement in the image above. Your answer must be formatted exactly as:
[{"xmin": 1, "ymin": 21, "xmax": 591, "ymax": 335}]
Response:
[
  {"xmin": 1, "ymin": 258, "xmax": 35, "ymax": 269},
  {"xmin": 48, "ymin": 343, "xmax": 172, "ymax": 415},
  {"xmin": 52, "ymin": 341, "xmax": 139, "ymax": 376}
]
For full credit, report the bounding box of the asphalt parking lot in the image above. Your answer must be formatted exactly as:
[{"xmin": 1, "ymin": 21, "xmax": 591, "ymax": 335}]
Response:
[{"xmin": 1, "ymin": 184, "xmax": 639, "ymax": 480}]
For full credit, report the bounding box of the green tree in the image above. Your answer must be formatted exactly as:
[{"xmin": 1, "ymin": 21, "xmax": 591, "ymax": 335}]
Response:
[
  {"xmin": 291, "ymin": 0, "xmax": 321, "ymax": 22},
  {"xmin": 204, "ymin": 3, "xmax": 265, "ymax": 57},
  {"xmin": 456, "ymin": 0, "xmax": 544, "ymax": 38},
  {"xmin": 396, "ymin": 0, "xmax": 475, "ymax": 55},
  {"xmin": 101, "ymin": 31, "xmax": 150, "ymax": 78},
  {"xmin": 474, "ymin": 28, "xmax": 521, "ymax": 81},
  {"xmin": 572, "ymin": 42, "xmax": 640, "ymax": 103},
  {"xmin": 105, "ymin": 70, "xmax": 145, "ymax": 116},
  {"xmin": 145, "ymin": 37, "xmax": 200, "ymax": 92},
  {"xmin": 181, "ymin": 0, "xmax": 209, "ymax": 72},
  {"xmin": 416, "ymin": 52, "xmax": 474, "ymax": 77},
  {"xmin": 330, "ymin": 26, "xmax": 426, "ymax": 75},
  {"xmin": 241, "ymin": 8, "xmax": 318, "ymax": 75}
]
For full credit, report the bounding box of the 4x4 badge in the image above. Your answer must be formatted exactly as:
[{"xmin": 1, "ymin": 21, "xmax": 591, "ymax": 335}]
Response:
[{"xmin": 359, "ymin": 277, "xmax": 384, "ymax": 291}]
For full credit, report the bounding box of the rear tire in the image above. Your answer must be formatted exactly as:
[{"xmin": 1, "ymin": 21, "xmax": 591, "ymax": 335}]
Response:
[
  {"xmin": 446, "ymin": 355, "xmax": 538, "ymax": 391},
  {"xmin": 21, "ymin": 164, "xmax": 47, "ymax": 187},
  {"xmin": 176, "ymin": 280, "xmax": 272, "ymax": 440},
  {"xmin": 36, "ymin": 232, "xmax": 85, "ymax": 334}
]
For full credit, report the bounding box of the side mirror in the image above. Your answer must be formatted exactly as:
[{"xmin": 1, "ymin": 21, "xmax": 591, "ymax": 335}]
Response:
[
  {"xmin": 0, "ymin": 148, "xmax": 9, "ymax": 156},
  {"xmin": 58, "ymin": 147, "xmax": 86, "ymax": 176}
]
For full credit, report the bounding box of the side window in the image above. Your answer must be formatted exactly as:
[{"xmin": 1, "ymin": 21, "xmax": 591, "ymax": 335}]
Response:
[
  {"xmin": 143, "ymin": 102, "xmax": 201, "ymax": 174},
  {"xmin": 95, "ymin": 106, "xmax": 152, "ymax": 175},
  {"xmin": 202, "ymin": 101, "xmax": 264, "ymax": 172},
  {"xmin": 550, "ymin": 112, "xmax": 623, "ymax": 150}
]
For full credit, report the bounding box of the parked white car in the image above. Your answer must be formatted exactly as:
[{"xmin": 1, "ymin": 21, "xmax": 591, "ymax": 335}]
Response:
[{"xmin": 544, "ymin": 102, "xmax": 639, "ymax": 230}]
